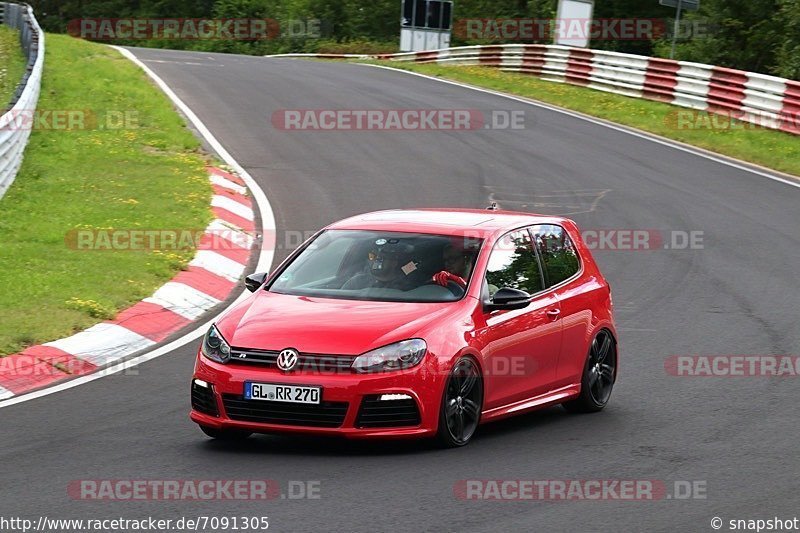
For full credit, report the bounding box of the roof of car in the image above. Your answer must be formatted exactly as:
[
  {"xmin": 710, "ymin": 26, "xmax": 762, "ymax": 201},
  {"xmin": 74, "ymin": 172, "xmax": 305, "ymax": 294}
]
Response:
[{"xmin": 326, "ymin": 209, "xmax": 568, "ymax": 237}]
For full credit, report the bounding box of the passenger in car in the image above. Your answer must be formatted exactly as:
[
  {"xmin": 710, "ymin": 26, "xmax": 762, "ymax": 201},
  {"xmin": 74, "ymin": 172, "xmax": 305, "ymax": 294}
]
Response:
[{"xmin": 431, "ymin": 243, "xmax": 474, "ymax": 289}]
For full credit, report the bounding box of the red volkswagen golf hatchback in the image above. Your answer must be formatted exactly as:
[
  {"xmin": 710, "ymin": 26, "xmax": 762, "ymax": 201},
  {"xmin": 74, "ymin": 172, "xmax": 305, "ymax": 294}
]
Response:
[{"xmin": 191, "ymin": 209, "xmax": 618, "ymax": 447}]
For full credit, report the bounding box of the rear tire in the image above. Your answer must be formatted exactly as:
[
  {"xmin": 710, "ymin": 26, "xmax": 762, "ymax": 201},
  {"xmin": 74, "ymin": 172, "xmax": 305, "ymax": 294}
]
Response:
[
  {"xmin": 199, "ymin": 425, "xmax": 252, "ymax": 440},
  {"xmin": 436, "ymin": 357, "xmax": 483, "ymax": 448},
  {"xmin": 563, "ymin": 329, "xmax": 617, "ymax": 413}
]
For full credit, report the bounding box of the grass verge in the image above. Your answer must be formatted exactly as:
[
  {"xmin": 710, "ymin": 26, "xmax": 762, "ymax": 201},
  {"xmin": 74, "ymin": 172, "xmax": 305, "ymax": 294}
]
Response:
[
  {"xmin": 365, "ymin": 62, "xmax": 800, "ymax": 177},
  {"xmin": 0, "ymin": 25, "xmax": 26, "ymax": 108},
  {"xmin": 0, "ymin": 34, "xmax": 213, "ymax": 355}
]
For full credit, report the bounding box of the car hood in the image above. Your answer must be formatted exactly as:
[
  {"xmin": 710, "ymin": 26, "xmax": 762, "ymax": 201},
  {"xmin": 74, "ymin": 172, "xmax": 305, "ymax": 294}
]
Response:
[{"xmin": 216, "ymin": 290, "xmax": 463, "ymax": 355}]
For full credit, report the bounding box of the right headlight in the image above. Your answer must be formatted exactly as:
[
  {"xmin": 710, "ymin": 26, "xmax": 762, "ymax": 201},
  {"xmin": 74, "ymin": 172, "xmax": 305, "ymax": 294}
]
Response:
[
  {"xmin": 351, "ymin": 339, "xmax": 427, "ymax": 373},
  {"xmin": 201, "ymin": 325, "xmax": 231, "ymax": 364}
]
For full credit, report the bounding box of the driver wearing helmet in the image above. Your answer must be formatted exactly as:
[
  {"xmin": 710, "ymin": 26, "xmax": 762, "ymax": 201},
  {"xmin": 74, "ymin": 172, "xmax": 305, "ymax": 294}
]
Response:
[{"xmin": 342, "ymin": 239, "xmax": 418, "ymax": 291}]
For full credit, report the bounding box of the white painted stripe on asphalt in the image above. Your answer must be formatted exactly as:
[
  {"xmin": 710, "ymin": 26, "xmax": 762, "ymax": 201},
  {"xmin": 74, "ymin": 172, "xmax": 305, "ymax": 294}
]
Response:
[
  {"xmin": 210, "ymin": 173, "xmax": 248, "ymax": 195},
  {"xmin": 144, "ymin": 282, "xmax": 222, "ymax": 320},
  {"xmin": 0, "ymin": 47, "xmax": 276, "ymax": 407},
  {"xmin": 212, "ymin": 194, "xmax": 254, "ymax": 220},
  {"xmin": 189, "ymin": 250, "xmax": 246, "ymax": 281},
  {"xmin": 0, "ymin": 385, "xmax": 13, "ymax": 400},
  {"xmin": 45, "ymin": 323, "xmax": 156, "ymax": 366},
  {"xmin": 361, "ymin": 63, "xmax": 800, "ymax": 189},
  {"xmin": 206, "ymin": 218, "xmax": 255, "ymax": 249}
]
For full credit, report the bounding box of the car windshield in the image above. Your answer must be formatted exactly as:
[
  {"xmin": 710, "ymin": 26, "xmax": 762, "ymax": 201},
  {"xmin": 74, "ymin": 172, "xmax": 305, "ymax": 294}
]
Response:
[{"xmin": 268, "ymin": 230, "xmax": 483, "ymax": 302}]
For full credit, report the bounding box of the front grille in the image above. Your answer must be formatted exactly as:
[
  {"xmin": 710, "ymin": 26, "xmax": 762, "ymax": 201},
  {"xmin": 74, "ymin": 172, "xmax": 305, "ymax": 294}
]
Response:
[
  {"xmin": 229, "ymin": 348, "xmax": 356, "ymax": 372},
  {"xmin": 355, "ymin": 395, "xmax": 421, "ymax": 428},
  {"xmin": 191, "ymin": 382, "xmax": 219, "ymax": 416},
  {"xmin": 222, "ymin": 395, "xmax": 349, "ymax": 428}
]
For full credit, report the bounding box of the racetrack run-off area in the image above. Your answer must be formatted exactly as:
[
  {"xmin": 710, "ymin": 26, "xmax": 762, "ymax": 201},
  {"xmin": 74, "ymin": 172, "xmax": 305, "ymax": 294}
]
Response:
[
  {"xmin": 0, "ymin": 35, "xmax": 215, "ymax": 356},
  {"xmin": 0, "ymin": 165, "xmax": 255, "ymax": 398}
]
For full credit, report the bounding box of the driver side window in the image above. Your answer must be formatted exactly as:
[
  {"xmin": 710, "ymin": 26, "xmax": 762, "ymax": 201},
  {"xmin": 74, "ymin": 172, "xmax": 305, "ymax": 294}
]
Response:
[{"xmin": 485, "ymin": 229, "xmax": 545, "ymax": 297}]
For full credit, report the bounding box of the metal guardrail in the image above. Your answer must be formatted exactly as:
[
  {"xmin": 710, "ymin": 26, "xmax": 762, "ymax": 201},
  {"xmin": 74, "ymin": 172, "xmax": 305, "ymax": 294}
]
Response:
[
  {"xmin": 269, "ymin": 45, "xmax": 800, "ymax": 136},
  {"xmin": 0, "ymin": 2, "xmax": 44, "ymax": 199}
]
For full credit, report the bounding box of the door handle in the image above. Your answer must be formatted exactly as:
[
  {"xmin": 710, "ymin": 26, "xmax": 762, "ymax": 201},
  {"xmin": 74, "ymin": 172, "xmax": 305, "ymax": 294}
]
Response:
[{"xmin": 545, "ymin": 308, "xmax": 560, "ymax": 318}]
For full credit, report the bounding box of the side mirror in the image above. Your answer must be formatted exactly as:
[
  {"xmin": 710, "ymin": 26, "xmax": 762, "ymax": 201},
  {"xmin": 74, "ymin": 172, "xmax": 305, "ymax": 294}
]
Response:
[
  {"xmin": 486, "ymin": 287, "xmax": 531, "ymax": 311},
  {"xmin": 244, "ymin": 272, "xmax": 269, "ymax": 292}
]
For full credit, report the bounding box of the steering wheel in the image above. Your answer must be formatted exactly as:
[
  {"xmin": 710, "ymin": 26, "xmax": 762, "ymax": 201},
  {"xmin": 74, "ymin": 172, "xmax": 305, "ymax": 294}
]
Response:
[{"xmin": 425, "ymin": 279, "xmax": 466, "ymax": 297}]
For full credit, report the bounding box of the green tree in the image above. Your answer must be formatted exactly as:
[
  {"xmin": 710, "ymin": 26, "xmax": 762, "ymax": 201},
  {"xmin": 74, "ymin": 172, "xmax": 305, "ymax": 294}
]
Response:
[
  {"xmin": 26, "ymin": 0, "xmax": 800, "ymax": 78},
  {"xmin": 775, "ymin": 0, "xmax": 800, "ymax": 79},
  {"xmin": 655, "ymin": 0, "xmax": 783, "ymax": 73}
]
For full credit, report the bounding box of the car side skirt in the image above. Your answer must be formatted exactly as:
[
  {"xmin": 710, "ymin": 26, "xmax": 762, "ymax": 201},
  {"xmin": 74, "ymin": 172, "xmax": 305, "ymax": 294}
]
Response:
[{"xmin": 480, "ymin": 384, "xmax": 581, "ymax": 423}]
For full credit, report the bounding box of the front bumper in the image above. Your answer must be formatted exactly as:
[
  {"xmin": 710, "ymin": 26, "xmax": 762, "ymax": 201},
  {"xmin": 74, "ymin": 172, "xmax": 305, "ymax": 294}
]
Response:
[{"xmin": 190, "ymin": 353, "xmax": 442, "ymax": 439}]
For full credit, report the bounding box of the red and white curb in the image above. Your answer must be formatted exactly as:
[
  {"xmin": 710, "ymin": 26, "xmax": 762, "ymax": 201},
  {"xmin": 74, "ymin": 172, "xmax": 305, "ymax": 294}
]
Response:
[{"xmin": 0, "ymin": 166, "xmax": 255, "ymax": 399}]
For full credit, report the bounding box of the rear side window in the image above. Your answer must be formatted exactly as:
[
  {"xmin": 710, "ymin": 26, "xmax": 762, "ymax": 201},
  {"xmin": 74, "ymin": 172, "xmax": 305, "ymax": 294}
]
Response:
[
  {"xmin": 531, "ymin": 224, "xmax": 581, "ymax": 287},
  {"xmin": 485, "ymin": 229, "xmax": 545, "ymax": 295}
]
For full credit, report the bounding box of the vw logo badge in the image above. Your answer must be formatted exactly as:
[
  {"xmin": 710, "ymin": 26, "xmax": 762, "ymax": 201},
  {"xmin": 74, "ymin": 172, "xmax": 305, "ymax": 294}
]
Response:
[{"xmin": 277, "ymin": 348, "xmax": 299, "ymax": 372}]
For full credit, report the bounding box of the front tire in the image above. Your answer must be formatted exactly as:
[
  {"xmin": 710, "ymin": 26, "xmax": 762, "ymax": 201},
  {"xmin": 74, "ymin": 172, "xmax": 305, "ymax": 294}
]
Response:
[
  {"xmin": 563, "ymin": 329, "xmax": 617, "ymax": 413},
  {"xmin": 436, "ymin": 357, "xmax": 483, "ymax": 447},
  {"xmin": 199, "ymin": 425, "xmax": 252, "ymax": 440}
]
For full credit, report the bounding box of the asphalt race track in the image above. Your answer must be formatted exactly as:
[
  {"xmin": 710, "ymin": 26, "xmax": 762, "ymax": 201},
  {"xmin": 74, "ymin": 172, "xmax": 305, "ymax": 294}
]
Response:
[{"xmin": 2, "ymin": 48, "xmax": 799, "ymax": 532}]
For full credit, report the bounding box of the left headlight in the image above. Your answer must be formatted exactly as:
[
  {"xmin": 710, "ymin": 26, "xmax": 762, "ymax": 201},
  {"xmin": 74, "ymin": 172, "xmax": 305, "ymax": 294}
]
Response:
[
  {"xmin": 201, "ymin": 325, "xmax": 231, "ymax": 364},
  {"xmin": 351, "ymin": 339, "xmax": 427, "ymax": 373}
]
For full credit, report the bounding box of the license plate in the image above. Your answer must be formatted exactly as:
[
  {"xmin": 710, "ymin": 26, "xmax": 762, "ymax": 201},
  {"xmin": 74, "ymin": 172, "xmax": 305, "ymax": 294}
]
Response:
[{"xmin": 244, "ymin": 382, "xmax": 321, "ymax": 404}]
